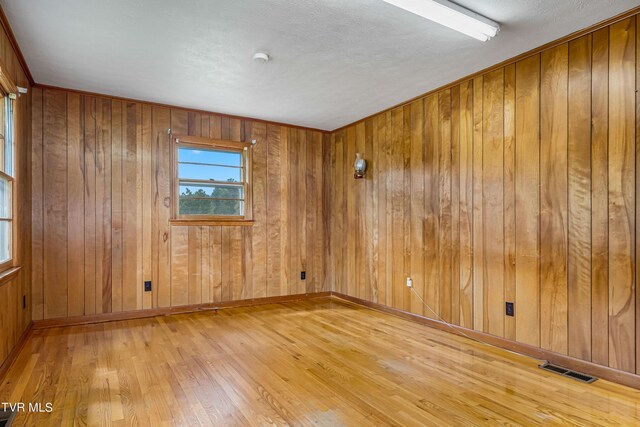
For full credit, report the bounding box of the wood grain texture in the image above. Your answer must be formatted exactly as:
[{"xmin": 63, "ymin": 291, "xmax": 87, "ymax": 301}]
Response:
[
  {"xmin": 325, "ymin": 12, "xmax": 640, "ymax": 379},
  {"xmin": 515, "ymin": 55, "xmax": 540, "ymax": 348},
  {"xmin": 482, "ymin": 69, "xmax": 504, "ymax": 337},
  {"xmin": 608, "ymin": 17, "xmax": 636, "ymax": 373},
  {"xmin": 591, "ymin": 27, "xmax": 610, "ymax": 368},
  {"xmin": 43, "ymin": 89, "xmax": 67, "ymax": 319},
  {"xmin": 568, "ymin": 34, "xmax": 592, "ymax": 360},
  {"xmin": 409, "ymin": 100, "xmax": 425, "ymax": 316},
  {"xmin": 472, "ymin": 77, "xmax": 483, "ymax": 332},
  {"xmin": 438, "ymin": 91, "xmax": 452, "ymax": 323},
  {"xmin": 540, "ymin": 44, "xmax": 569, "ymax": 355},
  {"xmin": 458, "ymin": 80, "xmax": 473, "ymax": 329},
  {"xmin": 3, "ymin": 299, "xmax": 640, "ymax": 426},
  {"xmin": 32, "ymin": 88, "xmax": 327, "ymax": 321},
  {"xmin": 503, "ymin": 64, "xmax": 516, "ymax": 341}
]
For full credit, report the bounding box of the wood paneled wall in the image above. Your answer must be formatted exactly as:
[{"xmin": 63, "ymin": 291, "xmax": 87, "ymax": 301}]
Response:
[
  {"xmin": 0, "ymin": 26, "xmax": 31, "ymax": 368},
  {"xmin": 31, "ymin": 88, "xmax": 326, "ymax": 320},
  {"xmin": 326, "ymin": 16, "xmax": 640, "ymax": 375}
]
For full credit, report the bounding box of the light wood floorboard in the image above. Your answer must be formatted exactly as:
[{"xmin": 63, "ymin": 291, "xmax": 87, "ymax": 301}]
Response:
[{"xmin": 1, "ymin": 298, "xmax": 639, "ymax": 426}]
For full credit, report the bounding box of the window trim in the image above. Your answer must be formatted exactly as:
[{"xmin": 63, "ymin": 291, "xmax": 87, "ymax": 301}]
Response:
[
  {"xmin": 170, "ymin": 134, "xmax": 254, "ymax": 226},
  {"xmin": 0, "ymin": 66, "xmax": 16, "ymax": 275}
]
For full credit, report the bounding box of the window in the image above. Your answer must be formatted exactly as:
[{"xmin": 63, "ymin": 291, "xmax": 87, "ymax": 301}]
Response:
[
  {"xmin": 172, "ymin": 135, "xmax": 253, "ymax": 224},
  {"xmin": 0, "ymin": 95, "xmax": 14, "ymax": 269}
]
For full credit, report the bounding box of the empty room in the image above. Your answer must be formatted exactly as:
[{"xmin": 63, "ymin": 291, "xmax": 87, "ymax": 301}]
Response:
[{"xmin": 1, "ymin": 0, "xmax": 640, "ymax": 425}]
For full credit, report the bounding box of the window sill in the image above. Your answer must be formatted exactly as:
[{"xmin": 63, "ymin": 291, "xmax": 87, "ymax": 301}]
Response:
[
  {"xmin": 0, "ymin": 266, "xmax": 21, "ymax": 287},
  {"xmin": 170, "ymin": 219, "xmax": 255, "ymax": 227}
]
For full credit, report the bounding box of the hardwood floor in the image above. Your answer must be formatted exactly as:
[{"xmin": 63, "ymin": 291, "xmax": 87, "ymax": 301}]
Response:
[{"xmin": 1, "ymin": 297, "xmax": 639, "ymax": 426}]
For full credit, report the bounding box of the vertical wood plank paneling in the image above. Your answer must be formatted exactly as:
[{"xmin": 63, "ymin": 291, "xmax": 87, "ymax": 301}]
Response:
[
  {"xmin": 459, "ymin": 80, "xmax": 474, "ymax": 329},
  {"xmin": 375, "ymin": 114, "xmax": 388, "ymax": 305},
  {"xmin": 567, "ymin": 34, "xmax": 593, "ymax": 360},
  {"xmin": 438, "ymin": 91, "xmax": 452, "ymax": 322},
  {"xmin": 482, "ymin": 69, "xmax": 504, "ymax": 337},
  {"xmin": 334, "ymin": 130, "xmax": 345, "ymax": 295},
  {"xmin": 313, "ymin": 11, "xmax": 640, "ymax": 378},
  {"xmin": 540, "ymin": 44, "xmax": 569, "ymax": 354},
  {"xmin": 354, "ymin": 122, "xmax": 365, "ymax": 298},
  {"xmin": 636, "ymin": 17, "xmax": 640, "ymax": 376},
  {"xmin": 591, "ymin": 27, "xmax": 610, "ymax": 367},
  {"xmin": 252, "ymin": 122, "xmax": 267, "ymax": 298},
  {"xmin": 201, "ymin": 226, "xmax": 210, "ymax": 303},
  {"xmin": 187, "ymin": 226, "xmax": 201, "ymax": 304},
  {"xmin": 325, "ymin": 132, "xmax": 335, "ymax": 294},
  {"xmin": 67, "ymin": 93, "xmax": 84, "ymax": 317},
  {"xmin": 210, "ymin": 227, "xmax": 222, "ymax": 302},
  {"xmin": 170, "ymin": 110, "xmax": 188, "ymax": 303},
  {"xmin": 83, "ymin": 97, "xmax": 96, "ymax": 316},
  {"xmin": 141, "ymin": 104, "xmax": 152, "ymax": 310},
  {"xmin": 229, "ymin": 227, "xmax": 243, "ymax": 301},
  {"xmin": 391, "ymin": 107, "xmax": 404, "ymax": 311},
  {"xmin": 424, "ymin": 96, "xmax": 439, "ymax": 315},
  {"xmin": 450, "ymin": 85, "xmax": 461, "ymax": 326},
  {"xmin": 472, "ymin": 77, "xmax": 484, "ymax": 331},
  {"xmin": 96, "ymin": 98, "xmax": 112, "ymax": 314},
  {"xmin": 515, "ymin": 55, "xmax": 540, "ymax": 347},
  {"xmin": 289, "ymin": 129, "xmax": 302, "ymax": 294},
  {"xmin": 608, "ymin": 17, "xmax": 636, "ymax": 373},
  {"xmin": 221, "ymin": 226, "xmax": 231, "ymax": 301},
  {"xmin": 171, "ymin": 226, "xmax": 189, "ymax": 306},
  {"xmin": 313, "ymin": 131, "xmax": 325, "ymax": 292},
  {"xmin": 123, "ymin": 102, "xmax": 140, "ymax": 311},
  {"xmin": 43, "ymin": 89, "xmax": 68, "ymax": 319},
  {"xmin": 152, "ymin": 106, "xmax": 171, "ymax": 308},
  {"xmin": 280, "ymin": 127, "xmax": 291, "ymax": 296},
  {"xmin": 346, "ymin": 126, "xmax": 357, "ymax": 298},
  {"xmin": 503, "ymin": 64, "xmax": 516, "ymax": 340},
  {"xmin": 266, "ymin": 124, "xmax": 282, "ymax": 297},
  {"xmin": 111, "ymin": 100, "xmax": 123, "ymax": 313},
  {"xmin": 31, "ymin": 87, "xmax": 43, "ymax": 321},
  {"xmin": 241, "ymin": 121, "xmax": 253, "ymax": 301},
  {"xmin": 33, "ymin": 90, "xmax": 326, "ymax": 338},
  {"xmin": 409, "ymin": 100, "xmax": 425, "ymax": 316},
  {"xmin": 402, "ymin": 105, "xmax": 412, "ymax": 313}
]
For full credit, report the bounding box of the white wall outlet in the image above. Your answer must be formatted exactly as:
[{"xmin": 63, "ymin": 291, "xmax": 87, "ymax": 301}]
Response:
[{"xmin": 406, "ymin": 277, "xmax": 413, "ymax": 288}]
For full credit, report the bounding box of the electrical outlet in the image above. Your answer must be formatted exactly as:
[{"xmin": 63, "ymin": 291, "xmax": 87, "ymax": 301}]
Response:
[
  {"xmin": 506, "ymin": 302, "xmax": 514, "ymax": 317},
  {"xmin": 301, "ymin": 271, "xmax": 306, "ymax": 280},
  {"xmin": 406, "ymin": 277, "xmax": 413, "ymax": 288},
  {"xmin": 144, "ymin": 281, "xmax": 152, "ymax": 292}
]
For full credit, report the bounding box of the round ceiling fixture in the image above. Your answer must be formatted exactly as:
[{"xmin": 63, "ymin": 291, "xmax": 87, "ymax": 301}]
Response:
[{"xmin": 253, "ymin": 52, "xmax": 270, "ymax": 63}]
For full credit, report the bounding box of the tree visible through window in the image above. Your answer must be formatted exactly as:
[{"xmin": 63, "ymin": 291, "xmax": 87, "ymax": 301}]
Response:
[{"xmin": 174, "ymin": 139, "xmax": 250, "ymax": 220}]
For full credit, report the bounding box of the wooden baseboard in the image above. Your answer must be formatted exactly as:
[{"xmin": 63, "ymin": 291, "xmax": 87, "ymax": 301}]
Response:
[
  {"xmin": 0, "ymin": 321, "xmax": 33, "ymax": 384},
  {"xmin": 32, "ymin": 292, "xmax": 332, "ymax": 329},
  {"xmin": 330, "ymin": 292, "xmax": 640, "ymax": 390}
]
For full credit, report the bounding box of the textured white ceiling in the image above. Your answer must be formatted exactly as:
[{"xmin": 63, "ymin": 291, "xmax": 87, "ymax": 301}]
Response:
[{"xmin": 3, "ymin": 0, "xmax": 639, "ymax": 130}]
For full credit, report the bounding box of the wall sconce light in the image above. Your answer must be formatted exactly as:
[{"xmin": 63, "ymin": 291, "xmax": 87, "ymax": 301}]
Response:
[{"xmin": 354, "ymin": 152, "xmax": 367, "ymax": 179}]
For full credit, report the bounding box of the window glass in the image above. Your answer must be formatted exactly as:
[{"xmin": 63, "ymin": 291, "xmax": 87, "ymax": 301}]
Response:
[
  {"xmin": 0, "ymin": 95, "xmax": 12, "ymax": 266},
  {"xmin": 178, "ymin": 147, "xmax": 241, "ymax": 166},
  {"xmin": 178, "ymin": 163, "xmax": 242, "ymax": 183},
  {"xmin": 0, "ymin": 219, "xmax": 9, "ymax": 263},
  {"xmin": 177, "ymin": 145, "xmax": 246, "ymax": 217},
  {"xmin": 0, "ymin": 177, "xmax": 10, "ymax": 218}
]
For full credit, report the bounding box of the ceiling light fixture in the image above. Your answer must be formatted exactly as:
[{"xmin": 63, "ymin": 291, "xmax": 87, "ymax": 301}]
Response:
[{"xmin": 382, "ymin": 0, "xmax": 500, "ymax": 41}]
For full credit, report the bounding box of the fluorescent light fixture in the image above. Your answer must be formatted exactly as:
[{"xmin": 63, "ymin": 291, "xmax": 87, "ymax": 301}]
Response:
[{"xmin": 382, "ymin": 0, "xmax": 500, "ymax": 41}]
